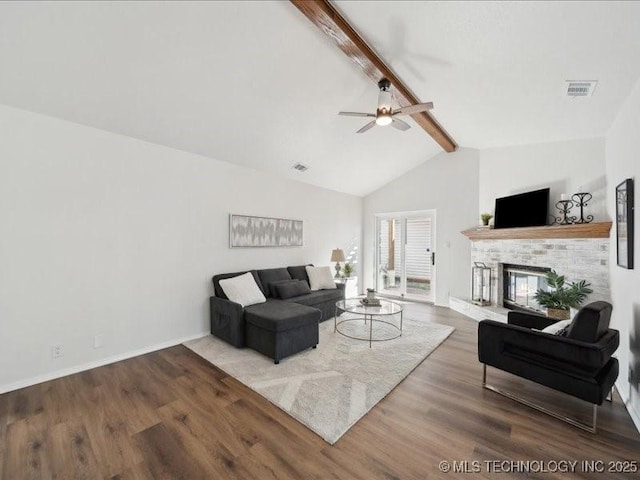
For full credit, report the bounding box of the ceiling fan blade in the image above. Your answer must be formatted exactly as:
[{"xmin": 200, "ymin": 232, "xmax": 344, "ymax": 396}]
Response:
[
  {"xmin": 391, "ymin": 118, "xmax": 411, "ymax": 131},
  {"xmin": 356, "ymin": 120, "xmax": 376, "ymax": 133},
  {"xmin": 393, "ymin": 102, "xmax": 434, "ymax": 117},
  {"xmin": 339, "ymin": 111, "xmax": 375, "ymax": 117}
]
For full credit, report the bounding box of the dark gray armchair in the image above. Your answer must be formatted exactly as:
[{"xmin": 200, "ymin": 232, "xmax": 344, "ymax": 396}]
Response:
[{"xmin": 478, "ymin": 301, "xmax": 619, "ymax": 432}]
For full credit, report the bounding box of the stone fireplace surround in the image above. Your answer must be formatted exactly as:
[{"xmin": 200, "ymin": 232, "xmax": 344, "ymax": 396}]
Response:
[{"xmin": 450, "ymin": 229, "xmax": 610, "ymax": 323}]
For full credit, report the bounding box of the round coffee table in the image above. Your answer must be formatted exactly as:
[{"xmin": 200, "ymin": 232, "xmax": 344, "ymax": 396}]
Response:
[{"xmin": 334, "ymin": 298, "xmax": 404, "ymax": 348}]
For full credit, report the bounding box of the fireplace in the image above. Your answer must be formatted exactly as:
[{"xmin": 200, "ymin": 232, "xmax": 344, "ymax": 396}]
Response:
[
  {"xmin": 450, "ymin": 236, "xmax": 609, "ymax": 323},
  {"xmin": 502, "ymin": 263, "xmax": 550, "ymax": 313}
]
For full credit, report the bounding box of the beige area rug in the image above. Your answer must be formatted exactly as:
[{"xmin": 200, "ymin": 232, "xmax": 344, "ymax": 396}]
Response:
[{"xmin": 184, "ymin": 311, "xmax": 454, "ymax": 444}]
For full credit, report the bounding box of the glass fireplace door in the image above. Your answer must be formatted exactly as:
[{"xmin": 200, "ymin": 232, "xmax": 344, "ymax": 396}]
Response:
[{"xmin": 503, "ymin": 265, "xmax": 549, "ymax": 313}]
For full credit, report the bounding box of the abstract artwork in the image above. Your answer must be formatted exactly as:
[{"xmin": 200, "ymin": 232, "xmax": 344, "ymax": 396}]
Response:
[{"xmin": 229, "ymin": 214, "xmax": 303, "ymax": 248}]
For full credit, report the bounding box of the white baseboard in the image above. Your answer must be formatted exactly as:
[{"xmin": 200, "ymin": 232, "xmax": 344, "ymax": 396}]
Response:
[
  {"xmin": 615, "ymin": 380, "xmax": 640, "ymax": 434},
  {"xmin": 0, "ymin": 331, "xmax": 210, "ymax": 394}
]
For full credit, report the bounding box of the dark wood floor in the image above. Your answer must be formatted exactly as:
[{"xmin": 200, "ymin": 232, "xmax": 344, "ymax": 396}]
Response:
[{"xmin": 2, "ymin": 304, "xmax": 639, "ymax": 479}]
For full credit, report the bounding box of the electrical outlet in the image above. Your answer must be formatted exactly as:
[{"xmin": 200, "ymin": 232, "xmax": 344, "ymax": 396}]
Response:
[
  {"xmin": 93, "ymin": 335, "xmax": 104, "ymax": 349},
  {"xmin": 52, "ymin": 344, "xmax": 63, "ymax": 359}
]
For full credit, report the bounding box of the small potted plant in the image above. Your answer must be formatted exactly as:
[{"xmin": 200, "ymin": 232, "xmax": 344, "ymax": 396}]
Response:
[
  {"xmin": 343, "ymin": 262, "xmax": 353, "ymax": 278},
  {"xmin": 533, "ymin": 270, "xmax": 593, "ymax": 320},
  {"xmin": 480, "ymin": 213, "xmax": 493, "ymax": 227}
]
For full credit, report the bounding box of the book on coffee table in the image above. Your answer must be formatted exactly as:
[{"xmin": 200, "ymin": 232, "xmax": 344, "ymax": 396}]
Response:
[{"xmin": 359, "ymin": 298, "xmax": 381, "ymax": 307}]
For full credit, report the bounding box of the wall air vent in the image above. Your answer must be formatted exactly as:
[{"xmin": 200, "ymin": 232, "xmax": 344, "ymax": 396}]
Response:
[
  {"xmin": 292, "ymin": 163, "xmax": 309, "ymax": 172},
  {"xmin": 566, "ymin": 80, "xmax": 597, "ymax": 97}
]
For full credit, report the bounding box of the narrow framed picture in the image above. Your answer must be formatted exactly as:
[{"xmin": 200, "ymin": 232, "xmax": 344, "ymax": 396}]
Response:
[
  {"xmin": 615, "ymin": 178, "xmax": 634, "ymax": 269},
  {"xmin": 229, "ymin": 214, "xmax": 303, "ymax": 248}
]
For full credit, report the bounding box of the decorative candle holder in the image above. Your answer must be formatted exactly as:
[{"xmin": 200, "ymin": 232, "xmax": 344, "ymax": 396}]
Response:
[
  {"xmin": 554, "ymin": 200, "xmax": 576, "ymax": 225},
  {"xmin": 571, "ymin": 192, "xmax": 594, "ymax": 224}
]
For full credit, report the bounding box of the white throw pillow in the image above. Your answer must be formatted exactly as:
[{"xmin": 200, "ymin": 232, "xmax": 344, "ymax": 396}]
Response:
[
  {"xmin": 541, "ymin": 319, "xmax": 572, "ymax": 335},
  {"xmin": 305, "ymin": 266, "xmax": 337, "ymax": 291},
  {"xmin": 219, "ymin": 272, "xmax": 266, "ymax": 307}
]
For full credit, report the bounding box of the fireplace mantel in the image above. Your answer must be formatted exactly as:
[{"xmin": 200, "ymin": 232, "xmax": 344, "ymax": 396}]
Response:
[{"xmin": 461, "ymin": 221, "xmax": 612, "ymax": 241}]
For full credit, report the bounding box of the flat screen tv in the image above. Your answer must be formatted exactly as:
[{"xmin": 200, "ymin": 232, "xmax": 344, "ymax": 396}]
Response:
[{"xmin": 494, "ymin": 188, "xmax": 550, "ymax": 229}]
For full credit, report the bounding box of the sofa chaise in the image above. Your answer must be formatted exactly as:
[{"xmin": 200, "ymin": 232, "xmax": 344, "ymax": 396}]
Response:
[{"xmin": 210, "ymin": 265, "xmax": 345, "ymax": 363}]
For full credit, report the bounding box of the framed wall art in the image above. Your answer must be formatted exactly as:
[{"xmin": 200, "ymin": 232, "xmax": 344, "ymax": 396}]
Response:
[
  {"xmin": 229, "ymin": 214, "xmax": 303, "ymax": 248},
  {"xmin": 615, "ymin": 178, "xmax": 634, "ymax": 269}
]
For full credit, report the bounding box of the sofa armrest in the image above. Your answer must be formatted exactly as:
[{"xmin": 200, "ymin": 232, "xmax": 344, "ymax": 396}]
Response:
[
  {"xmin": 479, "ymin": 320, "xmax": 619, "ymax": 371},
  {"xmin": 335, "ymin": 282, "xmax": 346, "ymax": 298},
  {"xmin": 210, "ymin": 296, "xmax": 245, "ymax": 347},
  {"xmin": 507, "ymin": 310, "xmax": 556, "ymax": 330}
]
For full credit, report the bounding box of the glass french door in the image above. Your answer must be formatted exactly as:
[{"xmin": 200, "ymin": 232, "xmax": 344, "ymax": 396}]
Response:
[
  {"xmin": 376, "ymin": 212, "xmax": 435, "ymax": 302},
  {"xmin": 377, "ymin": 218, "xmax": 404, "ymax": 297}
]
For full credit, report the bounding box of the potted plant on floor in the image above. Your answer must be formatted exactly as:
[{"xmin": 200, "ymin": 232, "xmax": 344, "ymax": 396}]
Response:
[{"xmin": 533, "ymin": 270, "xmax": 593, "ymax": 320}]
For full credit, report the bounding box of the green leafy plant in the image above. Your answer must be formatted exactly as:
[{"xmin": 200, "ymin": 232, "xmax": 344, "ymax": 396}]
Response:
[
  {"xmin": 533, "ymin": 270, "xmax": 592, "ymax": 310},
  {"xmin": 480, "ymin": 213, "xmax": 493, "ymax": 226},
  {"xmin": 343, "ymin": 262, "xmax": 353, "ymax": 277}
]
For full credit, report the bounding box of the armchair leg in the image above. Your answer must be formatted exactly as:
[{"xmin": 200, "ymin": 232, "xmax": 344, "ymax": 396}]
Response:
[
  {"xmin": 481, "ymin": 364, "xmax": 598, "ymax": 434},
  {"xmin": 606, "ymin": 388, "xmax": 613, "ymax": 403}
]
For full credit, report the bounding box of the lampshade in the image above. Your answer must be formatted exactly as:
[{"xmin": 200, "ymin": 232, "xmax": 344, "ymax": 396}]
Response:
[{"xmin": 330, "ymin": 248, "xmax": 345, "ymax": 262}]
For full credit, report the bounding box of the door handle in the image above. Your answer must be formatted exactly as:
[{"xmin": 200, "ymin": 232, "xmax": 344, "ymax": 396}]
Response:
[{"xmin": 431, "ymin": 252, "xmax": 435, "ymax": 265}]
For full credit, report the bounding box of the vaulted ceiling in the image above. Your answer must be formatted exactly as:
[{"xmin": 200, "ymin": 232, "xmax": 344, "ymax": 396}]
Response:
[{"xmin": 1, "ymin": 1, "xmax": 640, "ymax": 196}]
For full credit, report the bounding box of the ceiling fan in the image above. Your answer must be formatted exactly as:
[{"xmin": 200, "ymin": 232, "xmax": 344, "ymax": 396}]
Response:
[{"xmin": 339, "ymin": 78, "xmax": 434, "ymax": 133}]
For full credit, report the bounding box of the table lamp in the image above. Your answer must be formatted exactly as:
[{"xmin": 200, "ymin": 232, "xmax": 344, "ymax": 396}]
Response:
[{"xmin": 330, "ymin": 248, "xmax": 345, "ymax": 278}]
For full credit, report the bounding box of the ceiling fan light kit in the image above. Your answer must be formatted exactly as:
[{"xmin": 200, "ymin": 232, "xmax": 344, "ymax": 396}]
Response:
[
  {"xmin": 375, "ymin": 111, "xmax": 392, "ymax": 126},
  {"xmin": 339, "ymin": 77, "xmax": 434, "ymax": 133}
]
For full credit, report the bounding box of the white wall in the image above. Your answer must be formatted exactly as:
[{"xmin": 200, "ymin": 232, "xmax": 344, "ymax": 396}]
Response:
[
  {"xmin": 363, "ymin": 148, "xmax": 480, "ymax": 306},
  {"xmin": 479, "ymin": 138, "xmax": 607, "ymax": 223},
  {"xmin": 605, "ymin": 78, "xmax": 640, "ymax": 431},
  {"xmin": 0, "ymin": 105, "xmax": 362, "ymax": 392}
]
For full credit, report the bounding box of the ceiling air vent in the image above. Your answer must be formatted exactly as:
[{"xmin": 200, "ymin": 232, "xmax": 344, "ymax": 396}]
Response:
[
  {"xmin": 292, "ymin": 163, "xmax": 309, "ymax": 172},
  {"xmin": 566, "ymin": 80, "xmax": 597, "ymax": 97}
]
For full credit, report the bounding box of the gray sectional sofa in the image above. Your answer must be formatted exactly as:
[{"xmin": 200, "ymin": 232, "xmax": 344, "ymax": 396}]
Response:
[{"xmin": 210, "ymin": 265, "xmax": 345, "ymax": 363}]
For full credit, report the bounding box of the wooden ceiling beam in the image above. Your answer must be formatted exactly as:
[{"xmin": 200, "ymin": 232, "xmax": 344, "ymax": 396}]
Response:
[{"xmin": 290, "ymin": 0, "xmax": 457, "ymax": 152}]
